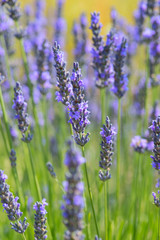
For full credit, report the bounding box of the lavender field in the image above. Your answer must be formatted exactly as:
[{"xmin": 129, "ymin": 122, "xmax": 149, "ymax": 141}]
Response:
[{"xmin": 0, "ymin": 0, "xmax": 160, "ymax": 239}]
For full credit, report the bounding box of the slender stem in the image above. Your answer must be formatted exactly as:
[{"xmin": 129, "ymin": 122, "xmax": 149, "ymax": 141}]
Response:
[
  {"xmin": 100, "ymin": 88, "xmax": 106, "ymax": 124},
  {"xmin": 27, "ymin": 143, "xmax": 42, "ymax": 201},
  {"xmin": 0, "ymin": 117, "xmax": 9, "ymax": 156},
  {"xmin": 132, "ymin": 153, "xmax": 141, "ymax": 240},
  {"xmin": 158, "ymin": 208, "xmax": 160, "ymax": 240},
  {"xmin": 104, "ymin": 181, "xmax": 109, "ymax": 240},
  {"xmin": 22, "ymin": 233, "xmax": 27, "ymax": 240},
  {"xmin": 82, "ymin": 146, "xmax": 100, "ymax": 237},
  {"xmin": 0, "ymin": 87, "xmax": 12, "ymax": 148},
  {"xmin": 144, "ymin": 47, "xmax": 150, "ymax": 130},
  {"xmin": 100, "ymin": 89, "xmax": 109, "ymax": 240},
  {"xmin": 116, "ymin": 98, "xmax": 121, "ymax": 215}
]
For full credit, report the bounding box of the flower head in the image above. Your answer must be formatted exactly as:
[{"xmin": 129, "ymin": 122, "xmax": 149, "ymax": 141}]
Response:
[
  {"xmin": 68, "ymin": 62, "xmax": 90, "ymax": 146},
  {"xmin": 99, "ymin": 116, "xmax": 116, "ymax": 181},
  {"xmin": 33, "ymin": 199, "xmax": 48, "ymax": 240},
  {"xmin": 0, "ymin": 170, "xmax": 28, "ymax": 233},
  {"xmin": 131, "ymin": 136, "xmax": 147, "ymax": 153},
  {"xmin": 111, "ymin": 37, "xmax": 128, "ymax": 98}
]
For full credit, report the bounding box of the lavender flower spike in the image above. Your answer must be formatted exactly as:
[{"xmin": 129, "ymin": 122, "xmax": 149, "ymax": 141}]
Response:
[
  {"xmin": 12, "ymin": 82, "xmax": 32, "ymax": 143},
  {"xmin": 52, "ymin": 41, "xmax": 71, "ymax": 105},
  {"xmin": 68, "ymin": 62, "xmax": 90, "ymax": 146},
  {"xmin": 33, "ymin": 198, "xmax": 48, "ymax": 240},
  {"xmin": 62, "ymin": 141, "xmax": 85, "ymax": 240},
  {"xmin": 90, "ymin": 12, "xmax": 114, "ymax": 88},
  {"xmin": 112, "ymin": 38, "xmax": 128, "ymax": 98},
  {"xmin": 0, "ymin": 170, "xmax": 29, "ymax": 233},
  {"xmin": 149, "ymin": 116, "xmax": 160, "ymax": 170},
  {"xmin": 99, "ymin": 116, "xmax": 116, "ymax": 181}
]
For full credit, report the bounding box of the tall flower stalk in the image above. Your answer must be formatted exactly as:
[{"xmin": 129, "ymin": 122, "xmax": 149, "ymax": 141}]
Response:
[
  {"xmin": 68, "ymin": 62, "xmax": 99, "ymax": 236},
  {"xmin": 99, "ymin": 117, "xmax": 116, "ymax": 240},
  {"xmin": 112, "ymin": 37, "xmax": 128, "ymax": 215},
  {"xmin": 149, "ymin": 116, "xmax": 160, "ymax": 239},
  {"xmin": 13, "ymin": 82, "xmax": 41, "ymax": 201},
  {"xmin": 0, "ymin": 82, "xmax": 24, "ymax": 205},
  {"xmin": 131, "ymin": 136, "xmax": 147, "ymax": 239},
  {"xmin": 62, "ymin": 141, "xmax": 85, "ymax": 240}
]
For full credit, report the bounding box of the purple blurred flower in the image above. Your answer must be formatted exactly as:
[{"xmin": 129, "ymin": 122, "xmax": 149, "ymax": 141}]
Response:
[
  {"xmin": 131, "ymin": 136, "xmax": 147, "ymax": 153},
  {"xmin": 111, "ymin": 37, "xmax": 128, "ymax": 98},
  {"xmin": 62, "ymin": 141, "xmax": 85, "ymax": 240}
]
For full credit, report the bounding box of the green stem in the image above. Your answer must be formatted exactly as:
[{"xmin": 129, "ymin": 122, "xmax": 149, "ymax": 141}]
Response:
[
  {"xmin": 101, "ymin": 88, "xmax": 106, "ymax": 124},
  {"xmin": 104, "ymin": 181, "xmax": 109, "ymax": 240},
  {"xmin": 27, "ymin": 143, "xmax": 42, "ymax": 201},
  {"xmin": 158, "ymin": 208, "xmax": 160, "ymax": 240},
  {"xmin": 144, "ymin": 47, "xmax": 150, "ymax": 130},
  {"xmin": 116, "ymin": 98, "xmax": 121, "ymax": 215},
  {"xmin": 132, "ymin": 153, "xmax": 141, "ymax": 240},
  {"xmin": 82, "ymin": 146, "xmax": 100, "ymax": 237},
  {"xmin": 22, "ymin": 233, "xmax": 27, "ymax": 240},
  {"xmin": 0, "ymin": 117, "xmax": 9, "ymax": 156},
  {"xmin": 0, "ymin": 87, "xmax": 12, "ymax": 148}
]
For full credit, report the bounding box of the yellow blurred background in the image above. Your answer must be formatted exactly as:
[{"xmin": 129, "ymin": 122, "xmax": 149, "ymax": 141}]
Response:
[{"xmin": 20, "ymin": 0, "xmax": 139, "ymax": 59}]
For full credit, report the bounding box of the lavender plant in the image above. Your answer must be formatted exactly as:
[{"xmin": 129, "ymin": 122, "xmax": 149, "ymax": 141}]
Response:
[
  {"xmin": 62, "ymin": 141, "xmax": 85, "ymax": 240},
  {"xmin": 99, "ymin": 116, "xmax": 116, "ymax": 181},
  {"xmin": 52, "ymin": 41, "xmax": 71, "ymax": 105},
  {"xmin": 0, "ymin": 170, "xmax": 29, "ymax": 234},
  {"xmin": 90, "ymin": 12, "xmax": 114, "ymax": 88},
  {"xmin": 12, "ymin": 81, "xmax": 32, "ymax": 143},
  {"xmin": 68, "ymin": 62, "xmax": 90, "ymax": 146},
  {"xmin": 33, "ymin": 199, "xmax": 48, "ymax": 240}
]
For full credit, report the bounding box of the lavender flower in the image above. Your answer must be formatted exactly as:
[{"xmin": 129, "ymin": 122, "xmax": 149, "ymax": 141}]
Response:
[
  {"xmin": 68, "ymin": 62, "xmax": 90, "ymax": 146},
  {"xmin": 0, "ymin": 10, "xmax": 12, "ymax": 35},
  {"xmin": 62, "ymin": 141, "xmax": 85, "ymax": 240},
  {"xmin": 0, "ymin": 170, "xmax": 29, "ymax": 233},
  {"xmin": 90, "ymin": 12, "xmax": 114, "ymax": 88},
  {"xmin": 4, "ymin": 0, "xmax": 21, "ymax": 21},
  {"xmin": 146, "ymin": 0, "xmax": 156, "ymax": 17},
  {"xmin": 12, "ymin": 82, "xmax": 32, "ymax": 143},
  {"xmin": 131, "ymin": 136, "xmax": 147, "ymax": 153},
  {"xmin": 52, "ymin": 41, "xmax": 71, "ymax": 105},
  {"xmin": 133, "ymin": 77, "xmax": 146, "ymax": 117},
  {"xmin": 111, "ymin": 37, "xmax": 128, "ymax": 98},
  {"xmin": 36, "ymin": 40, "xmax": 52, "ymax": 95},
  {"xmin": 152, "ymin": 191, "xmax": 160, "ymax": 207},
  {"xmin": 24, "ymin": 0, "xmax": 46, "ymax": 54},
  {"xmin": 46, "ymin": 162, "xmax": 56, "ymax": 178},
  {"xmin": 72, "ymin": 13, "xmax": 88, "ymax": 67},
  {"xmin": 134, "ymin": 1, "xmax": 147, "ymax": 43},
  {"xmin": 53, "ymin": 0, "xmax": 66, "ymax": 47},
  {"xmin": 149, "ymin": 116, "xmax": 160, "ymax": 170},
  {"xmin": 9, "ymin": 149, "xmax": 16, "ymax": 167},
  {"xmin": 156, "ymin": 178, "xmax": 160, "ymax": 188},
  {"xmin": 99, "ymin": 116, "xmax": 116, "ymax": 181},
  {"xmin": 33, "ymin": 198, "xmax": 48, "ymax": 240}
]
